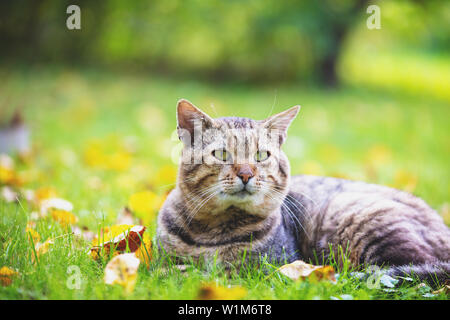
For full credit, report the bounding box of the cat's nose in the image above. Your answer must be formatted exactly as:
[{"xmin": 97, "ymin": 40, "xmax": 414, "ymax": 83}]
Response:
[{"xmin": 237, "ymin": 165, "xmax": 255, "ymax": 185}]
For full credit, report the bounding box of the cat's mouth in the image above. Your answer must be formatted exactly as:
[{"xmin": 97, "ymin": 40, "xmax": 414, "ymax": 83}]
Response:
[{"xmin": 228, "ymin": 188, "xmax": 255, "ymax": 199}]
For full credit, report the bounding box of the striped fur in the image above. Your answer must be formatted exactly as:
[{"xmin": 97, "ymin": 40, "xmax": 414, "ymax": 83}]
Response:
[{"xmin": 157, "ymin": 99, "xmax": 450, "ymax": 284}]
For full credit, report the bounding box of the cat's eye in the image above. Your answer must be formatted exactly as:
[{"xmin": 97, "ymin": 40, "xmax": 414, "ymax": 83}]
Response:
[
  {"xmin": 255, "ymin": 150, "xmax": 270, "ymax": 162},
  {"xmin": 212, "ymin": 149, "xmax": 230, "ymax": 161}
]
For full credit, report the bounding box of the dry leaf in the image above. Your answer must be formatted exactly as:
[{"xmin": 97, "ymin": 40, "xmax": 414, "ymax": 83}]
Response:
[
  {"xmin": 40, "ymin": 198, "xmax": 73, "ymax": 216},
  {"xmin": 134, "ymin": 232, "xmax": 152, "ymax": 268},
  {"xmin": 32, "ymin": 239, "xmax": 54, "ymax": 263},
  {"xmin": 0, "ymin": 266, "xmax": 19, "ymax": 286},
  {"xmin": 104, "ymin": 253, "xmax": 140, "ymax": 293},
  {"xmin": 50, "ymin": 209, "xmax": 78, "ymax": 226},
  {"xmin": 197, "ymin": 283, "xmax": 247, "ymax": 300},
  {"xmin": 34, "ymin": 187, "xmax": 57, "ymax": 202},
  {"xmin": 26, "ymin": 226, "xmax": 41, "ymax": 243},
  {"xmin": 432, "ymin": 285, "xmax": 450, "ymax": 295},
  {"xmin": 90, "ymin": 225, "xmax": 146, "ymax": 259},
  {"xmin": 277, "ymin": 260, "xmax": 336, "ymax": 282}
]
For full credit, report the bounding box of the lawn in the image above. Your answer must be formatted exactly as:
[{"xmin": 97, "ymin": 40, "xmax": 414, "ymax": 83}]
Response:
[{"xmin": 0, "ymin": 66, "xmax": 449, "ymax": 300}]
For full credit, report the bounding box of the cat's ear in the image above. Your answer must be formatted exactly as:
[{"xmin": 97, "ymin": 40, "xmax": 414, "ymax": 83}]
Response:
[
  {"xmin": 177, "ymin": 99, "xmax": 214, "ymax": 144},
  {"xmin": 263, "ymin": 105, "xmax": 300, "ymax": 144}
]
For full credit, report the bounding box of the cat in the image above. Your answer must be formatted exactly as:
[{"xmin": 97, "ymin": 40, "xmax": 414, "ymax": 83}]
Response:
[{"xmin": 157, "ymin": 99, "xmax": 450, "ymax": 285}]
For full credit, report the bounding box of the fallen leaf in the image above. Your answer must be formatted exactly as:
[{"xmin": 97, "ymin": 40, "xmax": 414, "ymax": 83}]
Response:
[
  {"xmin": 432, "ymin": 285, "xmax": 450, "ymax": 296},
  {"xmin": 197, "ymin": 283, "xmax": 247, "ymax": 300},
  {"xmin": 91, "ymin": 225, "xmax": 146, "ymax": 259},
  {"xmin": 277, "ymin": 260, "xmax": 336, "ymax": 282},
  {"xmin": 50, "ymin": 209, "xmax": 78, "ymax": 226},
  {"xmin": 134, "ymin": 232, "xmax": 152, "ymax": 268},
  {"xmin": 0, "ymin": 266, "xmax": 19, "ymax": 286},
  {"xmin": 34, "ymin": 187, "xmax": 57, "ymax": 203},
  {"xmin": 32, "ymin": 239, "xmax": 54, "ymax": 263},
  {"xmin": 0, "ymin": 164, "xmax": 22, "ymax": 186},
  {"xmin": 26, "ymin": 225, "xmax": 41, "ymax": 243},
  {"xmin": 40, "ymin": 198, "xmax": 73, "ymax": 216},
  {"xmin": 104, "ymin": 253, "xmax": 140, "ymax": 293}
]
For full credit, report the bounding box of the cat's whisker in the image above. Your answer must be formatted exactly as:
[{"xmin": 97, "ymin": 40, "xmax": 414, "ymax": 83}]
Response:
[
  {"xmin": 261, "ymin": 185, "xmax": 310, "ymax": 239},
  {"xmin": 184, "ymin": 188, "xmax": 222, "ymax": 229},
  {"xmin": 262, "ymin": 182, "xmax": 312, "ymax": 221},
  {"xmin": 176, "ymin": 183, "xmax": 223, "ymax": 233},
  {"xmin": 264, "ymin": 186, "xmax": 311, "ymax": 240}
]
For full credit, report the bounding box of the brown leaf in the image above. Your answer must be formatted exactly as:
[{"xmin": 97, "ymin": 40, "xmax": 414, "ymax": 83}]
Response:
[
  {"xmin": 90, "ymin": 225, "xmax": 146, "ymax": 259},
  {"xmin": 0, "ymin": 266, "xmax": 19, "ymax": 286},
  {"xmin": 432, "ymin": 285, "xmax": 450, "ymax": 296}
]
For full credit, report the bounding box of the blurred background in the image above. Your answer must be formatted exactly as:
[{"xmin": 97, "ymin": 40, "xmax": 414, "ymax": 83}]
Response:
[{"xmin": 0, "ymin": 0, "xmax": 449, "ymax": 227}]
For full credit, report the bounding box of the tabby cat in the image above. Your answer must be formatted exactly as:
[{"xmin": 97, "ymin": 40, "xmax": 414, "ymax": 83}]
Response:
[{"xmin": 157, "ymin": 99, "xmax": 450, "ymax": 284}]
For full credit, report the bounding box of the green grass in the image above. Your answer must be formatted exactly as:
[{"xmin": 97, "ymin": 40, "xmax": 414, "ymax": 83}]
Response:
[{"xmin": 0, "ymin": 66, "xmax": 449, "ymax": 300}]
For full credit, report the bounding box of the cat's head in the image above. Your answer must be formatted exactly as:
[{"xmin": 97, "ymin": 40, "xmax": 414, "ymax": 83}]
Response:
[{"xmin": 175, "ymin": 99, "xmax": 300, "ymax": 218}]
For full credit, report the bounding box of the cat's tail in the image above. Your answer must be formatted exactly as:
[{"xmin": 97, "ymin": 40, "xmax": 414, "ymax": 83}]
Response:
[{"xmin": 385, "ymin": 260, "xmax": 450, "ymax": 287}]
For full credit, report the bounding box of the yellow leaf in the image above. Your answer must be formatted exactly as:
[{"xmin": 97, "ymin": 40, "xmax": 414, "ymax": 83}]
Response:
[
  {"xmin": 0, "ymin": 166, "xmax": 22, "ymax": 186},
  {"xmin": 277, "ymin": 260, "xmax": 336, "ymax": 283},
  {"xmin": 134, "ymin": 232, "xmax": 152, "ymax": 268},
  {"xmin": 197, "ymin": 283, "xmax": 247, "ymax": 300},
  {"xmin": 104, "ymin": 253, "xmax": 140, "ymax": 293},
  {"xmin": 0, "ymin": 266, "xmax": 19, "ymax": 286},
  {"xmin": 26, "ymin": 226, "xmax": 41, "ymax": 243},
  {"xmin": 34, "ymin": 187, "xmax": 57, "ymax": 202},
  {"xmin": 33, "ymin": 239, "xmax": 54, "ymax": 263},
  {"xmin": 50, "ymin": 209, "xmax": 78, "ymax": 226}
]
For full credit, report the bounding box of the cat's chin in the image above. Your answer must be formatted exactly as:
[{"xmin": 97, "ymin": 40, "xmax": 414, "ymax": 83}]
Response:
[{"xmin": 218, "ymin": 190, "xmax": 266, "ymax": 207}]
